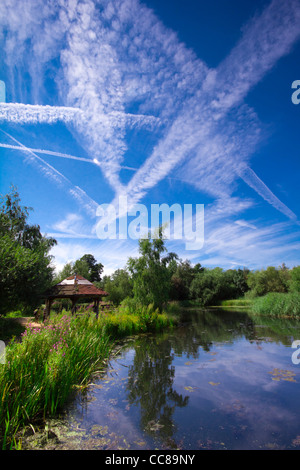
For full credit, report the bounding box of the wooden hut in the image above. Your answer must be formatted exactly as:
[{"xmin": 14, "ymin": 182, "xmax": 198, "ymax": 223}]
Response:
[{"xmin": 42, "ymin": 274, "xmax": 108, "ymax": 320}]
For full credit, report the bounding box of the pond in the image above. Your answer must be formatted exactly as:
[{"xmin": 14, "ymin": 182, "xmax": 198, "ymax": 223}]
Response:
[{"xmin": 24, "ymin": 309, "xmax": 300, "ymax": 450}]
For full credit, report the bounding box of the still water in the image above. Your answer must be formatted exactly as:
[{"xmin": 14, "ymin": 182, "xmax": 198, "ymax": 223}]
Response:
[{"xmin": 40, "ymin": 310, "xmax": 300, "ymax": 449}]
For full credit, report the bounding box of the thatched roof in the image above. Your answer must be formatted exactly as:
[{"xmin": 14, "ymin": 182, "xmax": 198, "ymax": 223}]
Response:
[{"xmin": 44, "ymin": 274, "xmax": 108, "ymax": 299}]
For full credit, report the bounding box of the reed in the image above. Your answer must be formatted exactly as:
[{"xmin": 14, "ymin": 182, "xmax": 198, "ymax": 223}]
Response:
[
  {"xmin": 0, "ymin": 305, "xmax": 176, "ymax": 449},
  {"xmin": 220, "ymin": 298, "xmax": 252, "ymax": 307},
  {"xmin": 251, "ymin": 292, "xmax": 300, "ymax": 317}
]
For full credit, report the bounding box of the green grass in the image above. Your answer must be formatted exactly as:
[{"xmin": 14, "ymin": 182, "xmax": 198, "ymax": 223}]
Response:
[
  {"xmin": 251, "ymin": 292, "xmax": 300, "ymax": 317},
  {"xmin": 219, "ymin": 298, "xmax": 253, "ymax": 307},
  {"xmin": 0, "ymin": 304, "xmax": 177, "ymax": 449}
]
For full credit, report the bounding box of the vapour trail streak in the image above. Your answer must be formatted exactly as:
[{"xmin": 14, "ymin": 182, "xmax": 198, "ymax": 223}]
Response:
[
  {"xmin": 121, "ymin": 0, "xmax": 300, "ymax": 221},
  {"xmin": 0, "ymin": 103, "xmax": 161, "ymax": 130},
  {"xmin": 0, "ymin": 141, "xmax": 138, "ymax": 171},
  {"xmin": 238, "ymin": 165, "xmax": 298, "ymax": 221},
  {"xmin": 0, "ymin": 128, "xmax": 99, "ymax": 217},
  {"xmin": 0, "ymin": 103, "xmax": 82, "ymax": 124}
]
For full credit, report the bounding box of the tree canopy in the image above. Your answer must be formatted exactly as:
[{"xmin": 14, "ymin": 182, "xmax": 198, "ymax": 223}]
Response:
[
  {"xmin": 127, "ymin": 228, "xmax": 171, "ymax": 310},
  {"xmin": 2, "ymin": 187, "xmax": 299, "ymax": 315},
  {"xmin": 0, "ymin": 186, "xmax": 57, "ymax": 314},
  {"xmin": 54, "ymin": 254, "xmax": 104, "ymax": 284}
]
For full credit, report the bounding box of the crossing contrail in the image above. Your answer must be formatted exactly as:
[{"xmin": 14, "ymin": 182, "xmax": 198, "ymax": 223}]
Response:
[
  {"xmin": 0, "ymin": 141, "xmax": 139, "ymax": 172},
  {"xmin": 0, "ymin": 129, "xmax": 99, "ymax": 217}
]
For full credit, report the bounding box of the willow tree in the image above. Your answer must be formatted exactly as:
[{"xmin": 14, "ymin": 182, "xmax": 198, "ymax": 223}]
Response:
[{"xmin": 127, "ymin": 228, "xmax": 171, "ymax": 310}]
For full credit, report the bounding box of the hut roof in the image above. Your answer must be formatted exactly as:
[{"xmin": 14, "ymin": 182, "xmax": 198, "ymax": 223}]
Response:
[{"xmin": 44, "ymin": 274, "xmax": 108, "ymax": 299}]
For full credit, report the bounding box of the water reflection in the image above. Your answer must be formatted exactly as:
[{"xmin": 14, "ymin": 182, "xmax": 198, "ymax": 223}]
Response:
[
  {"xmin": 126, "ymin": 335, "xmax": 189, "ymax": 445},
  {"xmin": 118, "ymin": 309, "xmax": 300, "ymax": 448},
  {"xmin": 123, "ymin": 309, "xmax": 254, "ymax": 441},
  {"xmin": 25, "ymin": 309, "xmax": 300, "ymax": 450}
]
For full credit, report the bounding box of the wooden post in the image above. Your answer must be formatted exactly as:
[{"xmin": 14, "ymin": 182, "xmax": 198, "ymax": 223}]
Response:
[
  {"xmin": 71, "ymin": 297, "xmax": 78, "ymax": 315},
  {"xmin": 95, "ymin": 299, "xmax": 100, "ymax": 320},
  {"xmin": 43, "ymin": 298, "xmax": 53, "ymax": 321}
]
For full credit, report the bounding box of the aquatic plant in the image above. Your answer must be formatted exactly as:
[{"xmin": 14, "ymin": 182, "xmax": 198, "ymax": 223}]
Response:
[
  {"xmin": 0, "ymin": 305, "xmax": 176, "ymax": 449},
  {"xmin": 251, "ymin": 292, "xmax": 300, "ymax": 317},
  {"xmin": 0, "ymin": 313, "xmax": 110, "ymax": 449}
]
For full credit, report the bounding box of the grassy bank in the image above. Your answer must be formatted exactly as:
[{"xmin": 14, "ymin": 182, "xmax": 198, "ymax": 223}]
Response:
[
  {"xmin": 0, "ymin": 304, "xmax": 177, "ymax": 449},
  {"xmin": 219, "ymin": 298, "xmax": 253, "ymax": 308},
  {"xmin": 251, "ymin": 292, "xmax": 300, "ymax": 317}
]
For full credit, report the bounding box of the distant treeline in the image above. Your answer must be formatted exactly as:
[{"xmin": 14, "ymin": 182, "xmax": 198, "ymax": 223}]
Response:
[
  {"xmin": 1, "ymin": 186, "xmax": 299, "ymax": 315},
  {"xmin": 98, "ymin": 258, "xmax": 300, "ymax": 308},
  {"xmin": 56, "ymin": 229, "xmax": 300, "ymax": 309}
]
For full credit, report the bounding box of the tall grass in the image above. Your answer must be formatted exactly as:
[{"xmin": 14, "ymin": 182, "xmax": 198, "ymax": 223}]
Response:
[
  {"xmin": 220, "ymin": 298, "xmax": 252, "ymax": 307},
  {"xmin": 251, "ymin": 292, "xmax": 300, "ymax": 317},
  {"xmin": 0, "ymin": 314, "xmax": 111, "ymax": 448},
  {"xmin": 0, "ymin": 305, "xmax": 176, "ymax": 449}
]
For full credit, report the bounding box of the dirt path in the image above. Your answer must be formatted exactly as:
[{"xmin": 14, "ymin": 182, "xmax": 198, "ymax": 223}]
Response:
[
  {"xmin": 0, "ymin": 316, "xmax": 42, "ymax": 343},
  {"xmin": 12, "ymin": 317, "xmax": 42, "ymax": 329}
]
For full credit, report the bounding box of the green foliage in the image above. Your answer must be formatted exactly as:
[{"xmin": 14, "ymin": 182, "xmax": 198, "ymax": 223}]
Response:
[
  {"xmin": 169, "ymin": 260, "xmax": 204, "ymax": 301},
  {"xmin": 220, "ymin": 298, "xmax": 253, "ymax": 307},
  {"xmin": 289, "ymin": 266, "xmax": 300, "ymax": 293},
  {"xmin": 0, "ymin": 313, "xmax": 111, "ymax": 448},
  {"xmin": 103, "ymin": 269, "xmax": 133, "ymax": 305},
  {"xmin": 251, "ymin": 292, "xmax": 300, "ymax": 317},
  {"xmin": 54, "ymin": 254, "xmax": 104, "ymax": 284},
  {"xmin": 74, "ymin": 254, "xmax": 103, "ymax": 282},
  {"xmin": 0, "ymin": 186, "xmax": 56, "ymax": 314},
  {"xmin": 127, "ymin": 228, "xmax": 171, "ymax": 310},
  {"xmin": 246, "ymin": 265, "xmax": 290, "ymax": 297},
  {"xmin": 189, "ymin": 267, "xmax": 248, "ymax": 306},
  {"xmin": 0, "ymin": 305, "xmax": 176, "ymax": 449}
]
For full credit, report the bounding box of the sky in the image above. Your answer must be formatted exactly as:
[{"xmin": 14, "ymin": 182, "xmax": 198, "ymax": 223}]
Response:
[{"xmin": 0, "ymin": 0, "xmax": 300, "ymax": 275}]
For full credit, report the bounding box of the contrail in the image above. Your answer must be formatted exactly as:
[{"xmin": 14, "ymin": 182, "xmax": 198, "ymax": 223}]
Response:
[
  {"xmin": 0, "ymin": 142, "xmax": 92, "ymax": 163},
  {"xmin": 0, "ymin": 102, "xmax": 82, "ymax": 124},
  {"xmin": 0, "ymin": 129, "xmax": 99, "ymax": 217},
  {"xmin": 0, "ymin": 103, "xmax": 161, "ymax": 130},
  {"xmin": 238, "ymin": 165, "xmax": 298, "ymax": 221},
  {"xmin": 0, "ymin": 141, "xmax": 138, "ymax": 171}
]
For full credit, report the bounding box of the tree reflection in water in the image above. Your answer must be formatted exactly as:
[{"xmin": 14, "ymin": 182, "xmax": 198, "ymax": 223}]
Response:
[
  {"xmin": 124, "ymin": 309, "xmax": 257, "ymax": 446},
  {"xmin": 126, "ymin": 335, "xmax": 189, "ymax": 446}
]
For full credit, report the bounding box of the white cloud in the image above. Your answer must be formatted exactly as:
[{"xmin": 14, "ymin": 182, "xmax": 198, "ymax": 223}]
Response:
[
  {"xmin": 50, "ymin": 238, "xmax": 139, "ymax": 275},
  {"xmin": 120, "ymin": 0, "xmax": 300, "ymax": 220},
  {"xmin": 1, "ymin": 0, "xmax": 299, "ymax": 272}
]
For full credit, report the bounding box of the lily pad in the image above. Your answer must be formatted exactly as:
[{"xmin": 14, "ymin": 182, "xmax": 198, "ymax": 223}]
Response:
[
  {"xmin": 268, "ymin": 369, "xmax": 297, "ymax": 382},
  {"xmin": 184, "ymin": 386, "xmax": 197, "ymax": 392}
]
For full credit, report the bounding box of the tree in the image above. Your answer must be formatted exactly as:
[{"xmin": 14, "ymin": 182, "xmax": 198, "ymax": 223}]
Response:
[
  {"xmin": 73, "ymin": 254, "xmax": 103, "ymax": 282},
  {"xmin": 52, "ymin": 262, "xmax": 73, "ymax": 285},
  {"xmin": 103, "ymin": 269, "xmax": 133, "ymax": 305},
  {"xmin": 54, "ymin": 254, "xmax": 104, "ymax": 284},
  {"xmin": 170, "ymin": 260, "xmax": 204, "ymax": 301},
  {"xmin": 190, "ymin": 267, "xmax": 223, "ymax": 305},
  {"xmin": 0, "ymin": 186, "xmax": 57, "ymax": 314},
  {"xmin": 75, "ymin": 254, "xmax": 103, "ymax": 282},
  {"xmin": 127, "ymin": 227, "xmax": 171, "ymax": 310},
  {"xmin": 247, "ymin": 266, "xmax": 289, "ymax": 297},
  {"xmin": 289, "ymin": 266, "xmax": 300, "ymax": 293}
]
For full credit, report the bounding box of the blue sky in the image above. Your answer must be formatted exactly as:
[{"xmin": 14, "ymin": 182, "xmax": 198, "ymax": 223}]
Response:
[{"xmin": 0, "ymin": 0, "xmax": 300, "ymax": 275}]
